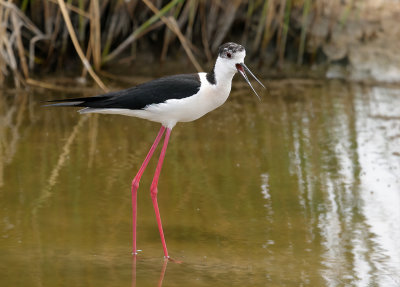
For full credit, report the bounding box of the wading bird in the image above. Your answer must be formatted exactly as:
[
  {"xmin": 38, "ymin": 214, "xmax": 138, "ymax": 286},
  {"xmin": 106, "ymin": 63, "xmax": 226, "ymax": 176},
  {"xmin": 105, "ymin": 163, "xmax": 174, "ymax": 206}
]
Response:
[{"xmin": 47, "ymin": 42, "xmax": 265, "ymax": 258}]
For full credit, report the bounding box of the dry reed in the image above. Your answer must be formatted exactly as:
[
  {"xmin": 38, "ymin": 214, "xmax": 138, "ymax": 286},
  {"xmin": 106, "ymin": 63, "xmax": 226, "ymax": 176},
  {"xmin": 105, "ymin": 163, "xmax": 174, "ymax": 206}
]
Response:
[{"xmin": 0, "ymin": 0, "xmax": 354, "ymax": 88}]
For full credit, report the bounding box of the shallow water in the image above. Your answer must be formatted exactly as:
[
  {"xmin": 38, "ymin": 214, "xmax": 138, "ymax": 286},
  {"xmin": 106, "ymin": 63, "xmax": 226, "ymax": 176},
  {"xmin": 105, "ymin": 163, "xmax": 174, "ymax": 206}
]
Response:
[{"xmin": 0, "ymin": 80, "xmax": 399, "ymax": 286}]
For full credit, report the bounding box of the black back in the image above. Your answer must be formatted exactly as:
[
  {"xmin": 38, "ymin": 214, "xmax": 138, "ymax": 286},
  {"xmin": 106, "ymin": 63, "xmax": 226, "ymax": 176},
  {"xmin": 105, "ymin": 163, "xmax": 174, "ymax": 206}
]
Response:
[{"xmin": 49, "ymin": 74, "xmax": 201, "ymax": 110}]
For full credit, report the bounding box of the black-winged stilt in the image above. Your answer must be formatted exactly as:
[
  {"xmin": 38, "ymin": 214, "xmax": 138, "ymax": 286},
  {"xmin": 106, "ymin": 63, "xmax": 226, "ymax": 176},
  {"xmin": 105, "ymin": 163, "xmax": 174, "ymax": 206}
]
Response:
[{"xmin": 47, "ymin": 42, "xmax": 265, "ymax": 258}]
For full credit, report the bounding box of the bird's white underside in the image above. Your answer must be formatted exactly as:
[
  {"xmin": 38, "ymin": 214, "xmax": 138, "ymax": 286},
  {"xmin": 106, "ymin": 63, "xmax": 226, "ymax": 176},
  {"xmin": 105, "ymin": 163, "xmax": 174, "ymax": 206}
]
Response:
[{"xmin": 80, "ymin": 51, "xmax": 245, "ymax": 129}]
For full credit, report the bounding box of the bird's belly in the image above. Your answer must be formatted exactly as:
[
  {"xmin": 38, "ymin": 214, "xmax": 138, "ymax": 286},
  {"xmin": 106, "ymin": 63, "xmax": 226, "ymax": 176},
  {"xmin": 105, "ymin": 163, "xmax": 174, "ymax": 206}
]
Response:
[{"xmin": 81, "ymin": 98, "xmax": 217, "ymax": 129}]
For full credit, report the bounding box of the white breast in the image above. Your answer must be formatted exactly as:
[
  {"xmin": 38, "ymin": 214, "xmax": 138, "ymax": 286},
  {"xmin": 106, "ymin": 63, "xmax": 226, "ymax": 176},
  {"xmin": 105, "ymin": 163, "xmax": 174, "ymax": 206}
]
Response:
[{"xmin": 144, "ymin": 73, "xmax": 232, "ymax": 126}]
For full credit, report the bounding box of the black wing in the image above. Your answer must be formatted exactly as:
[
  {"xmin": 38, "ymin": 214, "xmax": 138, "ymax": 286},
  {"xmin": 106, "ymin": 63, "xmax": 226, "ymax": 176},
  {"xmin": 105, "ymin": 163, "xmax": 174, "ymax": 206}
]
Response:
[{"xmin": 46, "ymin": 74, "xmax": 201, "ymax": 110}]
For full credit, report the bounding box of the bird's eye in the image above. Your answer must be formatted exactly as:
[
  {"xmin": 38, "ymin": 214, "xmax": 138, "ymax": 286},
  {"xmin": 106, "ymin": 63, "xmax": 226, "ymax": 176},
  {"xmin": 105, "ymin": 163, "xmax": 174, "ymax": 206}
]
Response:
[{"xmin": 227, "ymin": 52, "xmax": 232, "ymax": 58}]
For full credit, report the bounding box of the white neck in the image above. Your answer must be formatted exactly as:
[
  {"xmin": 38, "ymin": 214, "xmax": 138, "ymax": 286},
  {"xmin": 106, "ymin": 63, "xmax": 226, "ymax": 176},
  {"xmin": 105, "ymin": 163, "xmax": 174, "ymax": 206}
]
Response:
[{"xmin": 213, "ymin": 57, "xmax": 237, "ymax": 87}]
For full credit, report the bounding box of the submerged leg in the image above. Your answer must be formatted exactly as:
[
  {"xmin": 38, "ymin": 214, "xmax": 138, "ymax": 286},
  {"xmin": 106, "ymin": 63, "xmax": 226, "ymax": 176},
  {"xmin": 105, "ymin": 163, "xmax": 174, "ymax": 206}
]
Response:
[
  {"xmin": 132, "ymin": 126, "xmax": 166, "ymax": 255},
  {"xmin": 150, "ymin": 128, "xmax": 172, "ymax": 258},
  {"xmin": 158, "ymin": 259, "xmax": 168, "ymax": 287}
]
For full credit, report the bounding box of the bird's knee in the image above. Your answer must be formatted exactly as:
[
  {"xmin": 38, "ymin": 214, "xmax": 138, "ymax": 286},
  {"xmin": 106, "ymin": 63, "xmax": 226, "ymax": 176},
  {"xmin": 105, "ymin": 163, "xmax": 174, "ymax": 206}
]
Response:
[
  {"xmin": 131, "ymin": 178, "xmax": 140, "ymax": 191},
  {"xmin": 150, "ymin": 185, "xmax": 158, "ymax": 197}
]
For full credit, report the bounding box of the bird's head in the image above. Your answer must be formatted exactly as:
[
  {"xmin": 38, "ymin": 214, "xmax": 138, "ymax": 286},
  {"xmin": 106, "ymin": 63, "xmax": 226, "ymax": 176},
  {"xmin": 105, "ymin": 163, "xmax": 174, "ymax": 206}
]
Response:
[
  {"xmin": 218, "ymin": 42, "xmax": 246, "ymax": 67},
  {"xmin": 217, "ymin": 42, "xmax": 265, "ymax": 100}
]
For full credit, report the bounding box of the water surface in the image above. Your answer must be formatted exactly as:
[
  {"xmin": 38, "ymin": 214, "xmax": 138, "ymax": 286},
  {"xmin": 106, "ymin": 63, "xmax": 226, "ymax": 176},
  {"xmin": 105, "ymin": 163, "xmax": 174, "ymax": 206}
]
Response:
[{"xmin": 0, "ymin": 80, "xmax": 399, "ymax": 286}]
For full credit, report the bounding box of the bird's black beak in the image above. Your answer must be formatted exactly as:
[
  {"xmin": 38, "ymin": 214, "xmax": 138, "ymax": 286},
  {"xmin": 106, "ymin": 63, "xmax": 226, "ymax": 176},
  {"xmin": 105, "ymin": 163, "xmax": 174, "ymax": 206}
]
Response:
[{"xmin": 236, "ymin": 63, "xmax": 265, "ymax": 100}]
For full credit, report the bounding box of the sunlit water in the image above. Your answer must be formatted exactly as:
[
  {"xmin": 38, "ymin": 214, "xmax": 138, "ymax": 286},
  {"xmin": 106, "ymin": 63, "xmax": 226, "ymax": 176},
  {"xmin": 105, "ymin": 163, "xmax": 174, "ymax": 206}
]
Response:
[{"xmin": 0, "ymin": 80, "xmax": 399, "ymax": 286}]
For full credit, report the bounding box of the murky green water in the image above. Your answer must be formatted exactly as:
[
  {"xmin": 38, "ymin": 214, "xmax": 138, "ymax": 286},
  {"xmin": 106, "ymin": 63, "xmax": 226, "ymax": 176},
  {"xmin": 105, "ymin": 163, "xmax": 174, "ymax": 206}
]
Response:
[{"xmin": 1, "ymin": 80, "xmax": 399, "ymax": 286}]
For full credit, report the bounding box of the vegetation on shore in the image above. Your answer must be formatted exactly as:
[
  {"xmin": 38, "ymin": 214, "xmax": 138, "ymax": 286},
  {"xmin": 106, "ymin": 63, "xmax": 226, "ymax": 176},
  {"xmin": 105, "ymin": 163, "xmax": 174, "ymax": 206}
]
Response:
[{"xmin": 1, "ymin": 0, "xmax": 356, "ymax": 89}]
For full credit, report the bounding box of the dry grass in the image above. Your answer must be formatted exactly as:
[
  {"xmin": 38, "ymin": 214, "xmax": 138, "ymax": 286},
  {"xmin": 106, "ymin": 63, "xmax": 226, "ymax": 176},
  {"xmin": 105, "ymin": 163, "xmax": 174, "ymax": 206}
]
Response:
[{"xmin": 0, "ymin": 0, "xmax": 356, "ymax": 88}]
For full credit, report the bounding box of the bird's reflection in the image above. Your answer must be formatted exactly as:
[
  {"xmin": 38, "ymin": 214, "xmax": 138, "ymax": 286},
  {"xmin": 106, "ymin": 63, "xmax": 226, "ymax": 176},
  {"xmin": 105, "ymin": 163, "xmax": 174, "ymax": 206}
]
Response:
[
  {"xmin": 132, "ymin": 257, "xmax": 169, "ymax": 287},
  {"xmin": 132, "ymin": 256, "xmax": 136, "ymax": 287},
  {"xmin": 157, "ymin": 259, "xmax": 168, "ymax": 287}
]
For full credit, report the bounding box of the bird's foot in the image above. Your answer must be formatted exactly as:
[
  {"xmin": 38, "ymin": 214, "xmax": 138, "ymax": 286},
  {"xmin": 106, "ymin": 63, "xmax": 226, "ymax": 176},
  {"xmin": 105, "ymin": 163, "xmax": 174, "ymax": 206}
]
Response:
[{"xmin": 132, "ymin": 250, "xmax": 142, "ymax": 256}]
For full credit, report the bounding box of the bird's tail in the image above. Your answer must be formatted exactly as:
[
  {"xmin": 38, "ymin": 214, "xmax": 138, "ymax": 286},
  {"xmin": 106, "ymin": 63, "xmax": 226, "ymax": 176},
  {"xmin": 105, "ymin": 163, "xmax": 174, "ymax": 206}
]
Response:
[{"xmin": 43, "ymin": 95, "xmax": 112, "ymax": 107}]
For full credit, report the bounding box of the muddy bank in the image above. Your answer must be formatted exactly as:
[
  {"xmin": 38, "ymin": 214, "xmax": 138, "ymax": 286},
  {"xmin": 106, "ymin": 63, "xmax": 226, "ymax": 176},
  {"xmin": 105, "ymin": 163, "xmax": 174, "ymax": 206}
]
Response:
[{"xmin": 308, "ymin": 0, "xmax": 400, "ymax": 83}]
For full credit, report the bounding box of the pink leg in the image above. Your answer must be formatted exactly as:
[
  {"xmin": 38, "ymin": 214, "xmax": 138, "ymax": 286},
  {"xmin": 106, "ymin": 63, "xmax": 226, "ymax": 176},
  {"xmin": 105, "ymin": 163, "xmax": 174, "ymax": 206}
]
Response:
[
  {"xmin": 150, "ymin": 128, "xmax": 172, "ymax": 258},
  {"xmin": 132, "ymin": 126, "xmax": 166, "ymax": 255}
]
